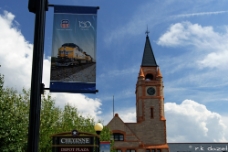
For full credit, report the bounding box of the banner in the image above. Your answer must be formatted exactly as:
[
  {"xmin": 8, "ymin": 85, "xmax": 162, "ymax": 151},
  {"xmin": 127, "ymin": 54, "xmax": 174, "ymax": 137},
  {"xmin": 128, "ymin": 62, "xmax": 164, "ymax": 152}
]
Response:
[{"xmin": 50, "ymin": 5, "xmax": 99, "ymax": 93}]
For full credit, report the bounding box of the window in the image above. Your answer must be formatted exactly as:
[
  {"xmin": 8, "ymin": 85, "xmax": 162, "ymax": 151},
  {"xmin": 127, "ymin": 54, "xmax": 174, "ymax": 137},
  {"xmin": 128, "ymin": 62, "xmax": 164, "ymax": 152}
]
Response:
[
  {"xmin": 113, "ymin": 133, "xmax": 124, "ymax": 141},
  {"xmin": 110, "ymin": 135, "xmax": 114, "ymax": 140},
  {"xmin": 145, "ymin": 74, "xmax": 153, "ymax": 81},
  {"xmin": 157, "ymin": 149, "xmax": 161, "ymax": 152},
  {"xmin": 150, "ymin": 107, "xmax": 154, "ymax": 118},
  {"xmin": 126, "ymin": 150, "xmax": 135, "ymax": 152},
  {"xmin": 116, "ymin": 150, "xmax": 122, "ymax": 152},
  {"xmin": 146, "ymin": 149, "xmax": 150, "ymax": 152}
]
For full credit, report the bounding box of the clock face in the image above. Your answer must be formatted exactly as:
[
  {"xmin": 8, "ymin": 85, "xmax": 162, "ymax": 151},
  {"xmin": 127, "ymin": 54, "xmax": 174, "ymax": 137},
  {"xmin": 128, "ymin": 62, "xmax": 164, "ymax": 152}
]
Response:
[{"xmin": 147, "ymin": 87, "xmax": 155, "ymax": 95}]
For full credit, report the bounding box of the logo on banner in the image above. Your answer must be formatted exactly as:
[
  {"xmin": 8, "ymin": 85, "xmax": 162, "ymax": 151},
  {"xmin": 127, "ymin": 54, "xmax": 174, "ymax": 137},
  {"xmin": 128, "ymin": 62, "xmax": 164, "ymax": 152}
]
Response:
[
  {"xmin": 79, "ymin": 21, "xmax": 92, "ymax": 30},
  {"xmin": 61, "ymin": 19, "xmax": 69, "ymax": 28}
]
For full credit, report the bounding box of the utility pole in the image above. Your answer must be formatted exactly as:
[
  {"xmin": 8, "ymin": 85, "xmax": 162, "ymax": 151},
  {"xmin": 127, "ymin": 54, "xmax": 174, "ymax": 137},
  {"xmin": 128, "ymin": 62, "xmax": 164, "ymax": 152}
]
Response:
[{"xmin": 27, "ymin": 0, "xmax": 48, "ymax": 151}]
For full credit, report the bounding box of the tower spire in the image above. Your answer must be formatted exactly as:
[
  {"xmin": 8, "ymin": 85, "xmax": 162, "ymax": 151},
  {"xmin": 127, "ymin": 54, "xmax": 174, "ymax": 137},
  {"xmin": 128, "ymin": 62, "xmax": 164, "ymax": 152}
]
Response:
[{"xmin": 141, "ymin": 30, "xmax": 158, "ymax": 67}]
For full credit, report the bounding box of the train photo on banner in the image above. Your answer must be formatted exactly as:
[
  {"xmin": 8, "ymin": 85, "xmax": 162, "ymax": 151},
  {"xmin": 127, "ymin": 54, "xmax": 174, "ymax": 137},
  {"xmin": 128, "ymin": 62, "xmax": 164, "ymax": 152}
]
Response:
[{"xmin": 52, "ymin": 43, "xmax": 93, "ymax": 67}]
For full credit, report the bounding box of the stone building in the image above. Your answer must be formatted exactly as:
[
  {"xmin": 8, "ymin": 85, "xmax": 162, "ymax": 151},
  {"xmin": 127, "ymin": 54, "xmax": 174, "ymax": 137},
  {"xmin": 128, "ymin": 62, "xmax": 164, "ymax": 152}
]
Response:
[{"xmin": 107, "ymin": 34, "xmax": 169, "ymax": 152}]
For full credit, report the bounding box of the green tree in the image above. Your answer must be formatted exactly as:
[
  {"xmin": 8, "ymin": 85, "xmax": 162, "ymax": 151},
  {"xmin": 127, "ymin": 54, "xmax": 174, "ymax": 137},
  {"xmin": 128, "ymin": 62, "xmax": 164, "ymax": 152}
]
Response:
[
  {"xmin": 39, "ymin": 94, "xmax": 61, "ymax": 151},
  {"xmin": 0, "ymin": 70, "xmax": 4, "ymax": 95},
  {"xmin": 39, "ymin": 100, "xmax": 112, "ymax": 152},
  {"xmin": 60, "ymin": 104, "xmax": 112, "ymax": 141},
  {"xmin": 0, "ymin": 71, "xmax": 112, "ymax": 151},
  {"xmin": 0, "ymin": 87, "xmax": 29, "ymax": 151}
]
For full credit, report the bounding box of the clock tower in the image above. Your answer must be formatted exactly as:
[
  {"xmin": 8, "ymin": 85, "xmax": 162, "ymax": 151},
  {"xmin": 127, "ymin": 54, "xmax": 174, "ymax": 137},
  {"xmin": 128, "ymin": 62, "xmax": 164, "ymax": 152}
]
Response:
[
  {"xmin": 136, "ymin": 34, "xmax": 165, "ymax": 123},
  {"xmin": 107, "ymin": 33, "xmax": 169, "ymax": 152}
]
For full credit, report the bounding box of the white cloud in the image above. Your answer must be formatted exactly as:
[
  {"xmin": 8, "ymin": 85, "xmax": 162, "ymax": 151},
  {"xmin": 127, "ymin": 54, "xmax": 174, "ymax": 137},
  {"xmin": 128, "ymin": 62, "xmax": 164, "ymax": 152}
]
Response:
[
  {"xmin": 102, "ymin": 107, "xmax": 136, "ymax": 125},
  {"xmin": 115, "ymin": 107, "xmax": 136, "ymax": 123},
  {"xmin": 51, "ymin": 93, "xmax": 102, "ymax": 120},
  {"xmin": 199, "ymin": 51, "xmax": 228, "ymax": 69},
  {"xmin": 173, "ymin": 11, "xmax": 228, "ymax": 18},
  {"xmin": 0, "ymin": 11, "xmax": 102, "ymax": 121},
  {"xmin": 0, "ymin": 11, "xmax": 33, "ymax": 90},
  {"xmin": 165, "ymin": 100, "xmax": 228, "ymax": 142},
  {"xmin": 157, "ymin": 22, "xmax": 220, "ymax": 48},
  {"xmin": 42, "ymin": 56, "xmax": 51, "ymax": 87},
  {"xmin": 156, "ymin": 22, "xmax": 228, "ymax": 103},
  {"xmin": 157, "ymin": 21, "xmax": 228, "ymax": 69}
]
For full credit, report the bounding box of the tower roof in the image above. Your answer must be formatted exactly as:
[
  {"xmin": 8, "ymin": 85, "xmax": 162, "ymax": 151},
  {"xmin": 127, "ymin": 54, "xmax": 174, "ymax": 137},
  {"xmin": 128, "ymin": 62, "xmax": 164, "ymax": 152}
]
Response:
[
  {"xmin": 141, "ymin": 35, "xmax": 158, "ymax": 67},
  {"xmin": 156, "ymin": 67, "xmax": 163, "ymax": 78}
]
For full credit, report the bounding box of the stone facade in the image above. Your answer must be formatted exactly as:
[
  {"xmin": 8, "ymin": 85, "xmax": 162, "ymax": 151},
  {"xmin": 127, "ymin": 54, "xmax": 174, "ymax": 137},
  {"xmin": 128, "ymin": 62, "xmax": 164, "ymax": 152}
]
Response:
[{"xmin": 107, "ymin": 35, "xmax": 169, "ymax": 152}]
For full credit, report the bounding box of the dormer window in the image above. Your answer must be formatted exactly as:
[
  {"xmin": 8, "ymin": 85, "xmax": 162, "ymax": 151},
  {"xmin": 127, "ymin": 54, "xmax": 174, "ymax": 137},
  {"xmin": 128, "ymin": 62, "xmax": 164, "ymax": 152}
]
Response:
[
  {"xmin": 113, "ymin": 133, "xmax": 124, "ymax": 141},
  {"xmin": 145, "ymin": 74, "xmax": 153, "ymax": 81}
]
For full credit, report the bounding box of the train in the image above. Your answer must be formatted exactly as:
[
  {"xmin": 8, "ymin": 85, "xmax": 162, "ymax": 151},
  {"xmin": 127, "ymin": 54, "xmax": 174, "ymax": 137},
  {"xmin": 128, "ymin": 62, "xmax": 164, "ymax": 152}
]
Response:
[{"xmin": 54, "ymin": 43, "xmax": 93, "ymax": 66}]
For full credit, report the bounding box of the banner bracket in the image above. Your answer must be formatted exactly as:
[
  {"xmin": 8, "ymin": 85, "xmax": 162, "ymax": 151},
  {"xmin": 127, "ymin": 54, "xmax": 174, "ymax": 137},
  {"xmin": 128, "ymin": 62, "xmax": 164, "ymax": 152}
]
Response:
[
  {"xmin": 40, "ymin": 83, "xmax": 50, "ymax": 94},
  {"xmin": 48, "ymin": 4, "xmax": 54, "ymax": 7}
]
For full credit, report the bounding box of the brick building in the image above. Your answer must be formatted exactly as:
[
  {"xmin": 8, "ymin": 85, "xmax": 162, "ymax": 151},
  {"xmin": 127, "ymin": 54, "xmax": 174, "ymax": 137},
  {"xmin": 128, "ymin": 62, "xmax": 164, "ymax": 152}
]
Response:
[{"xmin": 107, "ymin": 34, "xmax": 169, "ymax": 152}]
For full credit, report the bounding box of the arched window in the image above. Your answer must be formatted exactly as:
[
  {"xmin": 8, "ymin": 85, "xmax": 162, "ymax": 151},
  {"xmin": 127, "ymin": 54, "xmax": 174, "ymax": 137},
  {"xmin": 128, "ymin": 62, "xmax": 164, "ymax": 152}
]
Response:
[
  {"xmin": 145, "ymin": 74, "xmax": 153, "ymax": 81},
  {"xmin": 112, "ymin": 133, "xmax": 124, "ymax": 141}
]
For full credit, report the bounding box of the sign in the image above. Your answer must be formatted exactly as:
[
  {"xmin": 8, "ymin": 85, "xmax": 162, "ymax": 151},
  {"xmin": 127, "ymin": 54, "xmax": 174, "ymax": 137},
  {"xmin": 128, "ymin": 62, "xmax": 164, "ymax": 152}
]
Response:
[
  {"xmin": 168, "ymin": 143, "xmax": 228, "ymax": 152},
  {"xmin": 59, "ymin": 147, "xmax": 92, "ymax": 152},
  {"xmin": 52, "ymin": 132, "xmax": 99, "ymax": 152},
  {"xmin": 50, "ymin": 5, "xmax": 99, "ymax": 93},
  {"xmin": 59, "ymin": 137, "xmax": 93, "ymax": 145}
]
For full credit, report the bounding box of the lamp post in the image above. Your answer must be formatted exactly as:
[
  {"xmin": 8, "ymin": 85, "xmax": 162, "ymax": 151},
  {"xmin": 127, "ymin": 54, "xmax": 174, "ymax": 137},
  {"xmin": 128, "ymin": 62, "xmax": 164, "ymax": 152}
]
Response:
[
  {"xmin": 94, "ymin": 123, "xmax": 103, "ymax": 152},
  {"xmin": 94, "ymin": 123, "xmax": 103, "ymax": 135}
]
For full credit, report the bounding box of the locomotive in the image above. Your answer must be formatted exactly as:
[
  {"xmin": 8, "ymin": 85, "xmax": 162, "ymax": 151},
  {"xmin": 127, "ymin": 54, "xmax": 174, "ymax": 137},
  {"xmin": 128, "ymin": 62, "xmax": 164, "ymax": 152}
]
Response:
[{"xmin": 55, "ymin": 43, "xmax": 93, "ymax": 66}]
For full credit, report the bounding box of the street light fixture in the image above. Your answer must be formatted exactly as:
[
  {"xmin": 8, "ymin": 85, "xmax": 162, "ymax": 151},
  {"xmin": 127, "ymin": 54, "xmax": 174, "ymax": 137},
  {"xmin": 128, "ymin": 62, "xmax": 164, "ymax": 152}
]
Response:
[
  {"xmin": 94, "ymin": 123, "xmax": 103, "ymax": 135},
  {"xmin": 94, "ymin": 123, "xmax": 103, "ymax": 152}
]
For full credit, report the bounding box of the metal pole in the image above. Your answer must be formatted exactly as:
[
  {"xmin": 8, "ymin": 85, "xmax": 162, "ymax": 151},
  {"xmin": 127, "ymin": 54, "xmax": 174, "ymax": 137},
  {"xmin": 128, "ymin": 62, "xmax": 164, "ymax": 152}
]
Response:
[
  {"xmin": 113, "ymin": 95, "xmax": 114, "ymax": 117},
  {"xmin": 27, "ymin": 0, "xmax": 46, "ymax": 151},
  {"xmin": 98, "ymin": 137, "xmax": 100, "ymax": 152}
]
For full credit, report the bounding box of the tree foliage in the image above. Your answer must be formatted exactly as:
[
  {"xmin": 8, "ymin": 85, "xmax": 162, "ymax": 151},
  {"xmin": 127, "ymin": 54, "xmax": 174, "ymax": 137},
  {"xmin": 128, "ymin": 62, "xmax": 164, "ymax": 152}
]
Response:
[
  {"xmin": 0, "ymin": 75, "xmax": 29, "ymax": 151},
  {"xmin": 0, "ymin": 71, "xmax": 3, "ymax": 91},
  {"xmin": 0, "ymin": 74, "xmax": 112, "ymax": 152}
]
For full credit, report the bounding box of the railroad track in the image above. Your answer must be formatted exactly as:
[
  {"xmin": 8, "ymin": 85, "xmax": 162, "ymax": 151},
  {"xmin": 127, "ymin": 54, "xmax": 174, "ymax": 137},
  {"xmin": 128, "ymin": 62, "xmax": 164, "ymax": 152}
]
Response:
[{"xmin": 50, "ymin": 63, "xmax": 95, "ymax": 81}]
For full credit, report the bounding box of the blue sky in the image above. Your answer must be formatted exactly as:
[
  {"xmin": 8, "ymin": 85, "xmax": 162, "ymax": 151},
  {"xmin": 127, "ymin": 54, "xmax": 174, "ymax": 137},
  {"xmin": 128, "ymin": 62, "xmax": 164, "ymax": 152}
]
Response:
[{"xmin": 0, "ymin": 0, "xmax": 228, "ymax": 142}]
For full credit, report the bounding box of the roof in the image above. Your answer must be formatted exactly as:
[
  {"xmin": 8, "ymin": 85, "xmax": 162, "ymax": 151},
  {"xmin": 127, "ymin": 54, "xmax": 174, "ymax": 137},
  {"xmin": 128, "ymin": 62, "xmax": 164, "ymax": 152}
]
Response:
[
  {"xmin": 106, "ymin": 113, "xmax": 141, "ymax": 142},
  {"xmin": 141, "ymin": 35, "xmax": 158, "ymax": 67}
]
